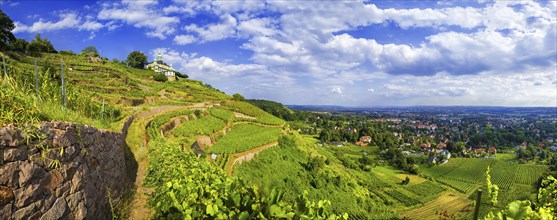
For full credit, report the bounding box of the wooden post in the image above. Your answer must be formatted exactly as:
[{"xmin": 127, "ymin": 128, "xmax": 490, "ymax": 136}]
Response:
[
  {"xmin": 34, "ymin": 60, "xmax": 39, "ymax": 99},
  {"xmin": 2, "ymin": 55, "xmax": 7, "ymax": 87},
  {"xmin": 101, "ymin": 99, "xmax": 105, "ymax": 118},
  {"xmin": 473, "ymin": 189, "xmax": 482, "ymax": 220},
  {"xmin": 60, "ymin": 59, "xmax": 66, "ymax": 107}
]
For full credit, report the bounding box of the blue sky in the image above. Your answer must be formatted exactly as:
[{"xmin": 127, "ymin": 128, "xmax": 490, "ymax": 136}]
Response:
[{"xmin": 2, "ymin": 0, "xmax": 556, "ymax": 107}]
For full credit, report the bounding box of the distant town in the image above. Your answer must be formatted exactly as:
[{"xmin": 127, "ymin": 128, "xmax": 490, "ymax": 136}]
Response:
[{"xmin": 288, "ymin": 106, "xmax": 557, "ymax": 164}]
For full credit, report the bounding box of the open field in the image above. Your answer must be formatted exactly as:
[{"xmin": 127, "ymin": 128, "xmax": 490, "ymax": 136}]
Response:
[
  {"xmin": 209, "ymin": 123, "xmax": 282, "ymax": 153},
  {"xmin": 171, "ymin": 115, "xmax": 226, "ymax": 137},
  {"xmin": 401, "ymin": 192, "xmax": 473, "ymax": 220},
  {"xmin": 373, "ymin": 166, "xmax": 426, "ymax": 185},
  {"xmin": 222, "ymin": 101, "xmax": 285, "ymax": 125}
]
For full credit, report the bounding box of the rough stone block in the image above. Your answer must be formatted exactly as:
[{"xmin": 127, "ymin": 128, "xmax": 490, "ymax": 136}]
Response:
[
  {"xmin": 39, "ymin": 197, "xmax": 67, "ymax": 220},
  {"xmin": 0, "ymin": 202, "xmax": 13, "ymax": 219},
  {"xmin": 65, "ymin": 191, "xmax": 83, "ymax": 211},
  {"xmin": 0, "ymin": 186, "xmax": 14, "ymax": 206},
  {"xmin": 0, "ymin": 161, "xmax": 21, "ymax": 187},
  {"xmin": 55, "ymin": 181, "xmax": 70, "ymax": 198},
  {"xmin": 53, "ymin": 129, "xmax": 78, "ymax": 147},
  {"xmin": 4, "ymin": 145, "xmax": 28, "ymax": 162},
  {"xmin": 38, "ymin": 193, "xmax": 56, "ymax": 213},
  {"xmin": 41, "ymin": 170, "xmax": 64, "ymax": 192},
  {"xmin": 14, "ymin": 183, "xmax": 41, "ymax": 208},
  {"xmin": 13, "ymin": 202, "xmax": 37, "ymax": 220},
  {"xmin": 0, "ymin": 125, "xmax": 23, "ymax": 147},
  {"xmin": 74, "ymin": 201, "xmax": 87, "ymax": 219},
  {"xmin": 18, "ymin": 161, "xmax": 47, "ymax": 186},
  {"xmin": 59, "ymin": 162, "xmax": 78, "ymax": 181}
]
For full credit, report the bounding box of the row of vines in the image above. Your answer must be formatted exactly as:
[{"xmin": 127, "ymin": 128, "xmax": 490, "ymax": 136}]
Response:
[{"xmin": 144, "ymin": 111, "xmax": 347, "ymax": 219}]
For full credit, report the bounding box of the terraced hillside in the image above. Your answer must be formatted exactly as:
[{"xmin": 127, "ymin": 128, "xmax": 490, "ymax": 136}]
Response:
[
  {"xmin": 3, "ymin": 51, "xmax": 554, "ymax": 220},
  {"xmin": 2, "ymin": 51, "xmax": 341, "ymax": 219},
  {"xmin": 1, "ymin": 51, "xmax": 230, "ymax": 129}
]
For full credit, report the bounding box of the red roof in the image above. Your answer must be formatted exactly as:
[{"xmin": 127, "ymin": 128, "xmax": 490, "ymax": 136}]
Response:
[
  {"xmin": 356, "ymin": 141, "xmax": 368, "ymax": 147},
  {"xmin": 488, "ymin": 147, "xmax": 497, "ymax": 153},
  {"xmin": 359, "ymin": 136, "xmax": 372, "ymax": 142}
]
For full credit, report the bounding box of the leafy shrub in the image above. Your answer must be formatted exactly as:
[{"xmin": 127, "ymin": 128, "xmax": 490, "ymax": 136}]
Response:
[
  {"xmin": 59, "ymin": 50, "xmax": 74, "ymax": 55},
  {"xmin": 153, "ymin": 74, "xmax": 167, "ymax": 82},
  {"xmin": 175, "ymin": 71, "xmax": 188, "ymax": 78}
]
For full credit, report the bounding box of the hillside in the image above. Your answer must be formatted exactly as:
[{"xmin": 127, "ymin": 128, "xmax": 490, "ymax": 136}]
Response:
[
  {"xmin": 0, "ymin": 51, "xmax": 348, "ymax": 219},
  {"xmin": 0, "ymin": 51, "xmax": 229, "ymax": 129},
  {"xmin": 2, "ymin": 50, "xmax": 556, "ymax": 219}
]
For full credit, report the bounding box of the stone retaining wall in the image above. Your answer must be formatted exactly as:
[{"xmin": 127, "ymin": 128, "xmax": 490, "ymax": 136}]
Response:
[{"xmin": 0, "ymin": 122, "xmax": 130, "ymax": 219}]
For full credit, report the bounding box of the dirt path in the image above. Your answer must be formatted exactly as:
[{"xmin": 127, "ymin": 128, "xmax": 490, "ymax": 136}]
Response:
[
  {"xmin": 232, "ymin": 121, "xmax": 284, "ymax": 128},
  {"xmin": 225, "ymin": 141, "xmax": 278, "ymax": 175},
  {"xmin": 233, "ymin": 112, "xmax": 256, "ymax": 119},
  {"xmin": 126, "ymin": 105, "xmax": 193, "ymax": 220},
  {"xmin": 126, "ymin": 102, "xmax": 277, "ymax": 218}
]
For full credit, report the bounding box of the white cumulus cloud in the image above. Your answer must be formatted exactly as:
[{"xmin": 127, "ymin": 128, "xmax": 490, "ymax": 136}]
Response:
[{"xmin": 173, "ymin": 35, "xmax": 196, "ymax": 45}]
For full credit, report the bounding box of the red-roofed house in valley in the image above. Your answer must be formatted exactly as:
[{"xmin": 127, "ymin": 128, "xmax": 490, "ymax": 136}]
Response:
[
  {"xmin": 360, "ymin": 136, "xmax": 372, "ymax": 143},
  {"xmin": 420, "ymin": 142, "xmax": 431, "ymax": 149},
  {"xmin": 356, "ymin": 141, "xmax": 368, "ymax": 147},
  {"xmin": 437, "ymin": 143, "xmax": 447, "ymax": 149},
  {"xmin": 488, "ymin": 146, "xmax": 497, "ymax": 154}
]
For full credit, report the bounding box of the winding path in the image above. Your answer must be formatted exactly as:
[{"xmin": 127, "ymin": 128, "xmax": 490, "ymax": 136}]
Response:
[
  {"xmin": 126, "ymin": 103, "xmax": 210, "ymax": 220},
  {"xmin": 232, "ymin": 120, "xmax": 284, "ymax": 128},
  {"xmin": 124, "ymin": 102, "xmax": 282, "ymax": 219}
]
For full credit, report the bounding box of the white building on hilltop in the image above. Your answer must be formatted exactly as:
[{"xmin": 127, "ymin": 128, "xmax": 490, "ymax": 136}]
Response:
[{"xmin": 146, "ymin": 53, "xmax": 175, "ymax": 77}]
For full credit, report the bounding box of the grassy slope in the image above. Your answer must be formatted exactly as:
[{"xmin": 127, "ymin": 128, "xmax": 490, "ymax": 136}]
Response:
[
  {"xmin": 3, "ymin": 52, "xmax": 549, "ymax": 219},
  {"xmin": 0, "ymin": 51, "xmax": 229, "ymax": 129},
  {"xmin": 1, "ymin": 51, "xmax": 232, "ymax": 218},
  {"xmin": 234, "ymin": 133, "xmax": 444, "ymax": 219},
  {"xmin": 418, "ymin": 156, "xmax": 549, "ymax": 218}
]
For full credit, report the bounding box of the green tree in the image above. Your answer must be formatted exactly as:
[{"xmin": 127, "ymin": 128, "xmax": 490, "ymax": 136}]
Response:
[
  {"xmin": 59, "ymin": 50, "xmax": 74, "ymax": 55},
  {"xmin": 175, "ymin": 71, "xmax": 188, "ymax": 79},
  {"xmin": 401, "ymin": 176, "xmax": 410, "ymax": 185},
  {"xmin": 10, "ymin": 38, "xmax": 28, "ymax": 53},
  {"xmin": 232, "ymin": 93, "xmax": 245, "ymax": 101},
  {"xmin": 26, "ymin": 34, "xmax": 57, "ymax": 56},
  {"xmin": 319, "ymin": 129, "xmax": 331, "ymax": 142},
  {"xmin": 126, "ymin": 51, "xmax": 147, "ymax": 69},
  {"xmin": 81, "ymin": 46, "xmax": 98, "ymax": 55},
  {"xmin": 0, "ymin": 9, "xmax": 16, "ymax": 51}
]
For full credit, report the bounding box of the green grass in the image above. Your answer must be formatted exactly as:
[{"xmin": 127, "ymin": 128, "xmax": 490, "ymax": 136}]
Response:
[
  {"xmin": 421, "ymin": 159, "xmax": 493, "ymax": 194},
  {"xmin": 234, "ymin": 134, "xmax": 398, "ymax": 219},
  {"xmin": 223, "ymin": 101, "xmax": 284, "ymax": 125},
  {"xmin": 209, "ymin": 124, "xmax": 281, "ymax": 153},
  {"xmin": 420, "ymin": 158, "xmax": 468, "ymax": 178},
  {"xmin": 0, "ymin": 51, "xmax": 231, "ymax": 129},
  {"xmin": 404, "ymin": 181, "xmax": 445, "ymax": 202},
  {"xmin": 172, "ymin": 115, "xmax": 226, "ymax": 137},
  {"xmin": 208, "ymin": 107, "xmax": 233, "ymax": 121},
  {"xmin": 384, "ymin": 188, "xmax": 422, "ymax": 207},
  {"xmin": 421, "ymin": 157, "xmax": 547, "ymax": 197}
]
